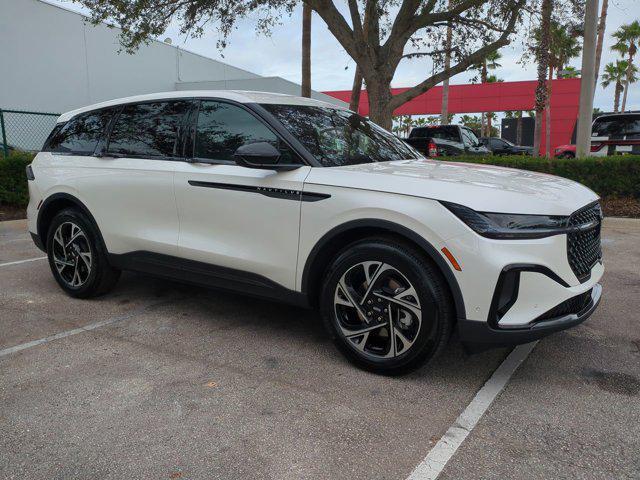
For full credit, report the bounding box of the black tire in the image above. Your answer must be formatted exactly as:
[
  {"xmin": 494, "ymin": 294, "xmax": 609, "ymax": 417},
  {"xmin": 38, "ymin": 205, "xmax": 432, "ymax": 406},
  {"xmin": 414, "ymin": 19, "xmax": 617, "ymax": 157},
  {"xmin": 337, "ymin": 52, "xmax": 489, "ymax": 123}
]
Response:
[
  {"xmin": 46, "ymin": 208, "xmax": 120, "ymax": 298},
  {"xmin": 558, "ymin": 152, "xmax": 575, "ymax": 159},
  {"xmin": 320, "ymin": 237, "xmax": 454, "ymax": 375}
]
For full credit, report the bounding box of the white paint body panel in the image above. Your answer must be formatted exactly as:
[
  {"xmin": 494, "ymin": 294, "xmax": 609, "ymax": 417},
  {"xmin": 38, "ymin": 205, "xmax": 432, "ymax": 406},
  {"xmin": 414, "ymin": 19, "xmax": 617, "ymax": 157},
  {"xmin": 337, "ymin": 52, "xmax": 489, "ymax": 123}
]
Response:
[
  {"xmin": 307, "ymin": 160, "xmax": 598, "ymax": 215},
  {"xmin": 173, "ymin": 163, "xmax": 311, "ymax": 289}
]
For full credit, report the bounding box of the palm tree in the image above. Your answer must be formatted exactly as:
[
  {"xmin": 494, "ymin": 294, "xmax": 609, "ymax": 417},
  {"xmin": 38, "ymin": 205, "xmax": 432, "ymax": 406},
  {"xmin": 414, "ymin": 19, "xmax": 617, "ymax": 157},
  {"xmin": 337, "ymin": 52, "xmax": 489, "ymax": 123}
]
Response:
[
  {"xmin": 473, "ymin": 50, "xmax": 502, "ymax": 136},
  {"xmin": 440, "ymin": 0, "xmax": 453, "ymax": 124},
  {"xmin": 533, "ymin": 0, "xmax": 552, "ymax": 157},
  {"xmin": 301, "ymin": 4, "xmax": 312, "ymax": 98},
  {"xmin": 594, "ymin": 0, "xmax": 609, "ymax": 85},
  {"xmin": 485, "ymin": 74, "xmax": 503, "ymax": 136},
  {"xmin": 601, "ymin": 60, "xmax": 638, "ymax": 113},
  {"xmin": 549, "ymin": 21, "xmax": 581, "ymax": 78},
  {"xmin": 505, "ymin": 110, "xmax": 526, "ymax": 145},
  {"xmin": 559, "ymin": 66, "xmax": 580, "ymax": 78},
  {"xmin": 612, "ymin": 20, "xmax": 640, "ymax": 112}
]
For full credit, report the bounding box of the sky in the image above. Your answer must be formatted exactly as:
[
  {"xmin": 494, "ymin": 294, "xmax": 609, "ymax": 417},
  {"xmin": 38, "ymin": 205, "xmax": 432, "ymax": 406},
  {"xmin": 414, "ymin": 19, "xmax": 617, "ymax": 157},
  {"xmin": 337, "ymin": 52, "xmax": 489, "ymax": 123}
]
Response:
[{"xmin": 49, "ymin": 0, "xmax": 639, "ymax": 113}]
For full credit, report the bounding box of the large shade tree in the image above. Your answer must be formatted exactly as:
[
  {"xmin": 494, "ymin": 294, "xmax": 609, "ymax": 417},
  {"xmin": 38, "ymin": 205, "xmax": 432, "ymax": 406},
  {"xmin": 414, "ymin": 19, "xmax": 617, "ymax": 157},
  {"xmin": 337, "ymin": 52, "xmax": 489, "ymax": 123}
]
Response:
[{"xmin": 78, "ymin": 0, "xmax": 525, "ymax": 130}]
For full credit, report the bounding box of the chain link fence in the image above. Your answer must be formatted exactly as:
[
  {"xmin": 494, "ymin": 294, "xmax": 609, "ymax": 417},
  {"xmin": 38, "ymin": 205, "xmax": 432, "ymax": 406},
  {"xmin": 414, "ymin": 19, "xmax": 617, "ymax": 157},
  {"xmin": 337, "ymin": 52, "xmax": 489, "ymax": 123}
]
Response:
[{"xmin": 1, "ymin": 109, "xmax": 60, "ymax": 158}]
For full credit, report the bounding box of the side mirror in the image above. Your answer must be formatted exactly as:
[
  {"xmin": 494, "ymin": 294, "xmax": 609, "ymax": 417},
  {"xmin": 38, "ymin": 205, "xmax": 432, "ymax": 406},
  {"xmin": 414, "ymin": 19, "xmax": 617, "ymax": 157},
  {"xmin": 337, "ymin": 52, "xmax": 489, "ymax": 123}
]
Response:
[{"xmin": 233, "ymin": 142, "xmax": 301, "ymax": 171}]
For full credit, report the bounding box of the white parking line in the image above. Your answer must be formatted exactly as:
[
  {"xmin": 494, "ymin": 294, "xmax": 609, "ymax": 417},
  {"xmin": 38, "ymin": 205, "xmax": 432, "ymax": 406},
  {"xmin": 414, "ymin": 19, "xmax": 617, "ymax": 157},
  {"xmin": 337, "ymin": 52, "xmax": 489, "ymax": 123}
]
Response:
[
  {"xmin": 0, "ymin": 256, "xmax": 47, "ymax": 267},
  {"xmin": 0, "ymin": 300, "xmax": 175, "ymax": 358},
  {"xmin": 407, "ymin": 341, "xmax": 538, "ymax": 480}
]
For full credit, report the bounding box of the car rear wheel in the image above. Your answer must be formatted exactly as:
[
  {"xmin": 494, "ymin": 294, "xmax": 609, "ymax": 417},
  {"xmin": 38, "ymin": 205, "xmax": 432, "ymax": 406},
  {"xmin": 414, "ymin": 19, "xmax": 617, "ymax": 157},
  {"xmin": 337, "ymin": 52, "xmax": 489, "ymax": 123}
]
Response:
[
  {"xmin": 320, "ymin": 238, "xmax": 454, "ymax": 375},
  {"xmin": 46, "ymin": 209, "xmax": 120, "ymax": 298}
]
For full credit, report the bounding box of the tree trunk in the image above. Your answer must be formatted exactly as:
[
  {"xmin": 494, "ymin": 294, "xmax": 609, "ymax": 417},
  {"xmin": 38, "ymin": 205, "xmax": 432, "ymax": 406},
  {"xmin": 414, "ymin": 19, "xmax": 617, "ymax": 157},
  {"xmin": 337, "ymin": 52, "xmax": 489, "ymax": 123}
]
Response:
[
  {"xmin": 516, "ymin": 115, "xmax": 523, "ymax": 145},
  {"xmin": 533, "ymin": 0, "xmax": 553, "ymax": 156},
  {"xmin": 349, "ymin": 66, "xmax": 363, "ymax": 112},
  {"xmin": 301, "ymin": 4, "xmax": 312, "ymax": 98},
  {"xmin": 594, "ymin": 0, "xmax": 609, "ymax": 86},
  {"xmin": 621, "ymin": 48, "xmax": 636, "ymax": 112},
  {"xmin": 440, "ymin": 13, "xmax": 453, "ymax": 125},
  {"xmin": 367, "ymin": 78, "xmax": 393, "ymax": 130},
  {"xmin": 480, "ymin": 61, "xmax": 487, "ymax": 136},
  {"xmin": 545, "ymin": 64, "xmax": 553, "ymax": 157},
  {"xmin": 614, "ymin": 81, "xmax": 622, "ymax": 113}
]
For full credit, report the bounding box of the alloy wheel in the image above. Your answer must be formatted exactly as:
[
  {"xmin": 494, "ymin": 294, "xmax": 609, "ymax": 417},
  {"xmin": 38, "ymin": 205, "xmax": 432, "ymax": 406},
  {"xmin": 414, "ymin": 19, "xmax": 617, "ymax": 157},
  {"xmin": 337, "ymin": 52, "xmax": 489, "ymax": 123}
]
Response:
[
  {"xmin": 333, "ymin": 261, "xmax": 423, "ymax": 358},
  {"xmin": 51, "ymin": 222, "xmax": 93, "ymax": 288}
]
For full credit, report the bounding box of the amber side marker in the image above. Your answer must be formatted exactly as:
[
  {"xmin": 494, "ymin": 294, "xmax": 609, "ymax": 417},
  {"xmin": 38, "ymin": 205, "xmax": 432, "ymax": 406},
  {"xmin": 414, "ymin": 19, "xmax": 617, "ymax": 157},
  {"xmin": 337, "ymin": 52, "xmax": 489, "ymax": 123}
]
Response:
[{"xmin": 441, "ymin": 247, "xmax": 462, "ymax": 271}]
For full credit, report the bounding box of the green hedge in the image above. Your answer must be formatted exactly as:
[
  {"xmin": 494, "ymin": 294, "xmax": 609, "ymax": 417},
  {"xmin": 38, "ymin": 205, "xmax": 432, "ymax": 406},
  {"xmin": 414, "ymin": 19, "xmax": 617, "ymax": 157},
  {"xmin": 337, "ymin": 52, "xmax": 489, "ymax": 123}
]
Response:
[
  {"xmin": 1, "ymin": 152, "xmax": 639, "ymax": 211},
  {"xmin": 0, "ymin": 151, "xmax": 35, "ymax": 207},
  {"xmin": 446, "ymin": 155, "xmax": 640, "ymax": 199}
]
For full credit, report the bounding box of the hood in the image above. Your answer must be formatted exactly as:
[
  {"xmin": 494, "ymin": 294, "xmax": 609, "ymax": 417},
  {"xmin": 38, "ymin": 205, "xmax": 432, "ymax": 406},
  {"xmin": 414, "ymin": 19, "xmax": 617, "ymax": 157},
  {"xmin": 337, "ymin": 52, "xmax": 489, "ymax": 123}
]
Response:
[{"xmin": 305, "ymin": 159, "xmax": 598, "ymax": 216}]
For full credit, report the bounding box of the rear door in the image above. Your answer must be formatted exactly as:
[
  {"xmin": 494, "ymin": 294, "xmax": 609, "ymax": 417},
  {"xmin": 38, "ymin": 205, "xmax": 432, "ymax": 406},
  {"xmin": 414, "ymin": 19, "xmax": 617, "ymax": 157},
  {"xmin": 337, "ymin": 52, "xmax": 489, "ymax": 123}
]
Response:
[
  {"xmin": 173, "ymin": 100, "xmax": 310, "ymax": 290},
  {"xmin": 75, "ymin": 100, "xmax": 191, "ymax": 256}
]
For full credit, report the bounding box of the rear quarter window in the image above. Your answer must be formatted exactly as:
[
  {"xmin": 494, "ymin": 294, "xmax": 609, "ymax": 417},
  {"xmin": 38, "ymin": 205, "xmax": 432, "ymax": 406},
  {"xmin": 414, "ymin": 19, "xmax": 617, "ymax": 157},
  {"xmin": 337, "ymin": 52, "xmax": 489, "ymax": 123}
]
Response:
[{"xmin": 44, "ymin": 110, "xmax": 113, "ymax": 155}]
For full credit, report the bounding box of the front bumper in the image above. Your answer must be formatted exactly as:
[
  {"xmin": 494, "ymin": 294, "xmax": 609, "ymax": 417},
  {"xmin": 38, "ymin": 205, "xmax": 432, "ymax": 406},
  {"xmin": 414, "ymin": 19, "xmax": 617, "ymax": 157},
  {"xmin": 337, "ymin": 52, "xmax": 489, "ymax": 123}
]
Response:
[{"xmin": 458, "ymin": 283, "xmax": 602, "ymax": 352}]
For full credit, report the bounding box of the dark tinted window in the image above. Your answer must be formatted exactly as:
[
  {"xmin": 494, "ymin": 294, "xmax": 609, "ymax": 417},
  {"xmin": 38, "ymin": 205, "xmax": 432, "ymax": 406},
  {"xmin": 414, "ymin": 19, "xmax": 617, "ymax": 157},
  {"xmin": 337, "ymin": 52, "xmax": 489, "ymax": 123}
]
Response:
[
  {"xmin": 592, "ymin": 116, "xmax": 626, "ymax": 138},
  {"xmin": 194, "ymin": 101, "xmax": 297, "ymax": 163},
  {"xmin": 412, "ymin": 126, "xmax": 459, "ymax": 142},
  {"xmin": 262, "ymin": 104, "xmax": 421, "ymax": 167},
  {"xmin": 45, "ymin": 110, "xmax": 113, "ymax": 154},
  {"xmin": 108, "ymin": 101, "xmax": 190, "ymax": 157},
  {"xmin": 626, "ymin": 117, "xmax": 640, "ymax": 136},
  {"xmin": 461, "ymin": 128, "xmax": 479, "ymax": 147},
  {"xmin": 490, "ymin": 138, "xmax": 508, "ymax": 148}
]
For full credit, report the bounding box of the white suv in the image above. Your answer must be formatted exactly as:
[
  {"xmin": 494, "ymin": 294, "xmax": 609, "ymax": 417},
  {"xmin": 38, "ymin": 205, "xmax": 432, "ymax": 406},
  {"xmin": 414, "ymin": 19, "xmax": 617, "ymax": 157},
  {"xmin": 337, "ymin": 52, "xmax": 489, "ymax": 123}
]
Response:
[{"xmin": 27, "ymin": 91, "xmax": 603, "ymax": 374}]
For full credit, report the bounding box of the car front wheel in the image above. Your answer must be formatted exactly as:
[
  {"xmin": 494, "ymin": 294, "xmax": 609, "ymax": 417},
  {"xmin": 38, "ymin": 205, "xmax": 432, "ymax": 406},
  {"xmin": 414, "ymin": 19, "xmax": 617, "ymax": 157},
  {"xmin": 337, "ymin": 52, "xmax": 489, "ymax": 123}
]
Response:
[{"xmin": 320, "ymin": 238, "xmax": 454, "ymax": 375}]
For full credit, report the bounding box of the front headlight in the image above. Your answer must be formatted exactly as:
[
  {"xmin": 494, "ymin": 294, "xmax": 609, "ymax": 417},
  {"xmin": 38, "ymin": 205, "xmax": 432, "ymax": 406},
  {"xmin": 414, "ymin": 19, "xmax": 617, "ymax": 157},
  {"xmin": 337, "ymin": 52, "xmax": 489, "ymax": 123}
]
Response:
[{"xmin": 441, "ymin": 201, "xmax": 569, "ymax": 239}]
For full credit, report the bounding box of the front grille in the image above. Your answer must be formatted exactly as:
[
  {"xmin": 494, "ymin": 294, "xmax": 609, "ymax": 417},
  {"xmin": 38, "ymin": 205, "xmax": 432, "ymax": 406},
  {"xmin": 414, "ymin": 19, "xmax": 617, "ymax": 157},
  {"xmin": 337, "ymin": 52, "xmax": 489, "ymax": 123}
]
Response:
[
  {"xmin": 535, "ymin": 289, "xmax": 593, "ymax": 322},
  {"xmin": 567, "ymin": 202, "xmax": 602, "ymax": 282}
]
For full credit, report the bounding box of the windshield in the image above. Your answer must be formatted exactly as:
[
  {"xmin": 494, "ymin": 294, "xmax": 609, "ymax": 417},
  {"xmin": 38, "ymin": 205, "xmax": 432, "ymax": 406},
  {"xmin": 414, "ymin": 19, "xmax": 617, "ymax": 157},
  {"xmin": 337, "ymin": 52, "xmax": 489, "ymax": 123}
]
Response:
[{"xmin": 261, "ymin": 104, "xmax": 423, "ymax": 167}]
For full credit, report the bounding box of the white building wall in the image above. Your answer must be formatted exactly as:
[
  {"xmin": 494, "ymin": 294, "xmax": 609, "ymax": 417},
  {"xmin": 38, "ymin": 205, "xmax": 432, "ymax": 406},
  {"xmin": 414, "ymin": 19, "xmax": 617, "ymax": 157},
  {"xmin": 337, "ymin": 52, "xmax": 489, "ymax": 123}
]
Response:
[{"xmin": 0, "ymin": 0, "xmax": 261, "ymax": 113}]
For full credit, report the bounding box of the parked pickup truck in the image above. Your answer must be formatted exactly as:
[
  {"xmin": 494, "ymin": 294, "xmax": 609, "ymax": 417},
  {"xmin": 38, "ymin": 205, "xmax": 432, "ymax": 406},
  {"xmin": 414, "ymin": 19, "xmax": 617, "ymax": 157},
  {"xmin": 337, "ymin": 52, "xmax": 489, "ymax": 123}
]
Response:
[{"xmin": 404, "ymin": 125, "xmax": 491, "ymax": 157}]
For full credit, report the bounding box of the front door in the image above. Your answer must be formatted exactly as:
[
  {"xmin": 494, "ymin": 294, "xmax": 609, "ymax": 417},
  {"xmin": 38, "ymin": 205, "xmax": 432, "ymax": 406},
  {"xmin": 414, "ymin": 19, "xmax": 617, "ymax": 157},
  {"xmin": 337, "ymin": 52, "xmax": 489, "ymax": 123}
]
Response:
[{"xmin": 173, "ymin": 100, "xmax": 310, "ymax": 290}]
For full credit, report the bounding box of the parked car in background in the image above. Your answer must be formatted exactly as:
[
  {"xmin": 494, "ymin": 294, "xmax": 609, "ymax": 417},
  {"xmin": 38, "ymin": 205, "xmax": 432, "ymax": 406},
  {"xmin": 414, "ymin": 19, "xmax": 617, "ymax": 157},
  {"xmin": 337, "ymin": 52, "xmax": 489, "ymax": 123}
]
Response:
[
  {"xmin": 590, "ymin": 113, "xmax": 640, "ymax": 156},
  {"xmin": 554, "ymin": 144, "xmax": 577, "ymax": 158},
  {"xmin": 404, "ymin": 125, "xmax": 491, "ymax": 157},
  {"xmin": 555, "ymin": 113, "xmax": 640, "ymax": 158},
  {"xmin": 27, "ymin": 91, "xmax": 603, "ymax": 374},
  {"xmin": 480, "ymin": 137, "xmax": 534, "ymax": 156}
]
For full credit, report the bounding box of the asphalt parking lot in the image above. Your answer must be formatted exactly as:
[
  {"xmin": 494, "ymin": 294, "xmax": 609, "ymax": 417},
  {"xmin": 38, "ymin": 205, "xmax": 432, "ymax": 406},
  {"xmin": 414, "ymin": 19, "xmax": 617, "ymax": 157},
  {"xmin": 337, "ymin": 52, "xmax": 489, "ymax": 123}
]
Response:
[{"xmin": 1, "ymin": 218, "xmax": 639, "ymax": 479}]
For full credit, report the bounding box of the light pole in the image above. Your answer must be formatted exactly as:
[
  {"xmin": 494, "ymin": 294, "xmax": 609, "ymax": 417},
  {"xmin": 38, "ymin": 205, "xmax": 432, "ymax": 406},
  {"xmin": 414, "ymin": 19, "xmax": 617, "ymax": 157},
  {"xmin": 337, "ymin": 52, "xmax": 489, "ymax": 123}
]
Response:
[{"xmin": 576, "ymin": 0, "xmax": 599, "ymax": 158}]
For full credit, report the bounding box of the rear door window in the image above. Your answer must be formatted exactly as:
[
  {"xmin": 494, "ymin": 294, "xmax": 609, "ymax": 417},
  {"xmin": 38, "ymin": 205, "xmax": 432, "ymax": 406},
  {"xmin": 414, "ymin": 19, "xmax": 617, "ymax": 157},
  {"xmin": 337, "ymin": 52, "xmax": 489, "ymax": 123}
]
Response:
[
  {"xmin": 107, "ymin": 101, "xmax": 191, "ymax": 158},
  {"xmin": 45, "ymin": 110, "xmax": 113, "ymax": 155}
]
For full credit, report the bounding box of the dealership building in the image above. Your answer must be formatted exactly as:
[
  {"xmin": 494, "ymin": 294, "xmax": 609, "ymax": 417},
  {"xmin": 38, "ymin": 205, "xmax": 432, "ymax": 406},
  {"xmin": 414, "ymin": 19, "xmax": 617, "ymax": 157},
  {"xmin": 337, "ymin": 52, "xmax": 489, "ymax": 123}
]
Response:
[{"xmin": 1, "ymin": 0, "xmax": 344, "ymax": 149}]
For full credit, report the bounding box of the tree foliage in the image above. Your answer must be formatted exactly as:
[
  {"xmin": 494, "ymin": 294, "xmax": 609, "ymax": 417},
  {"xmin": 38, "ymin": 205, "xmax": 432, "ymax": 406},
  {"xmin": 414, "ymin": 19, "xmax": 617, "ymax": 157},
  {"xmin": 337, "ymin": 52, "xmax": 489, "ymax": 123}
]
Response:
[{"xmin": 77, "ymin": 0, "xmax": 525, "ymax": 129}]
